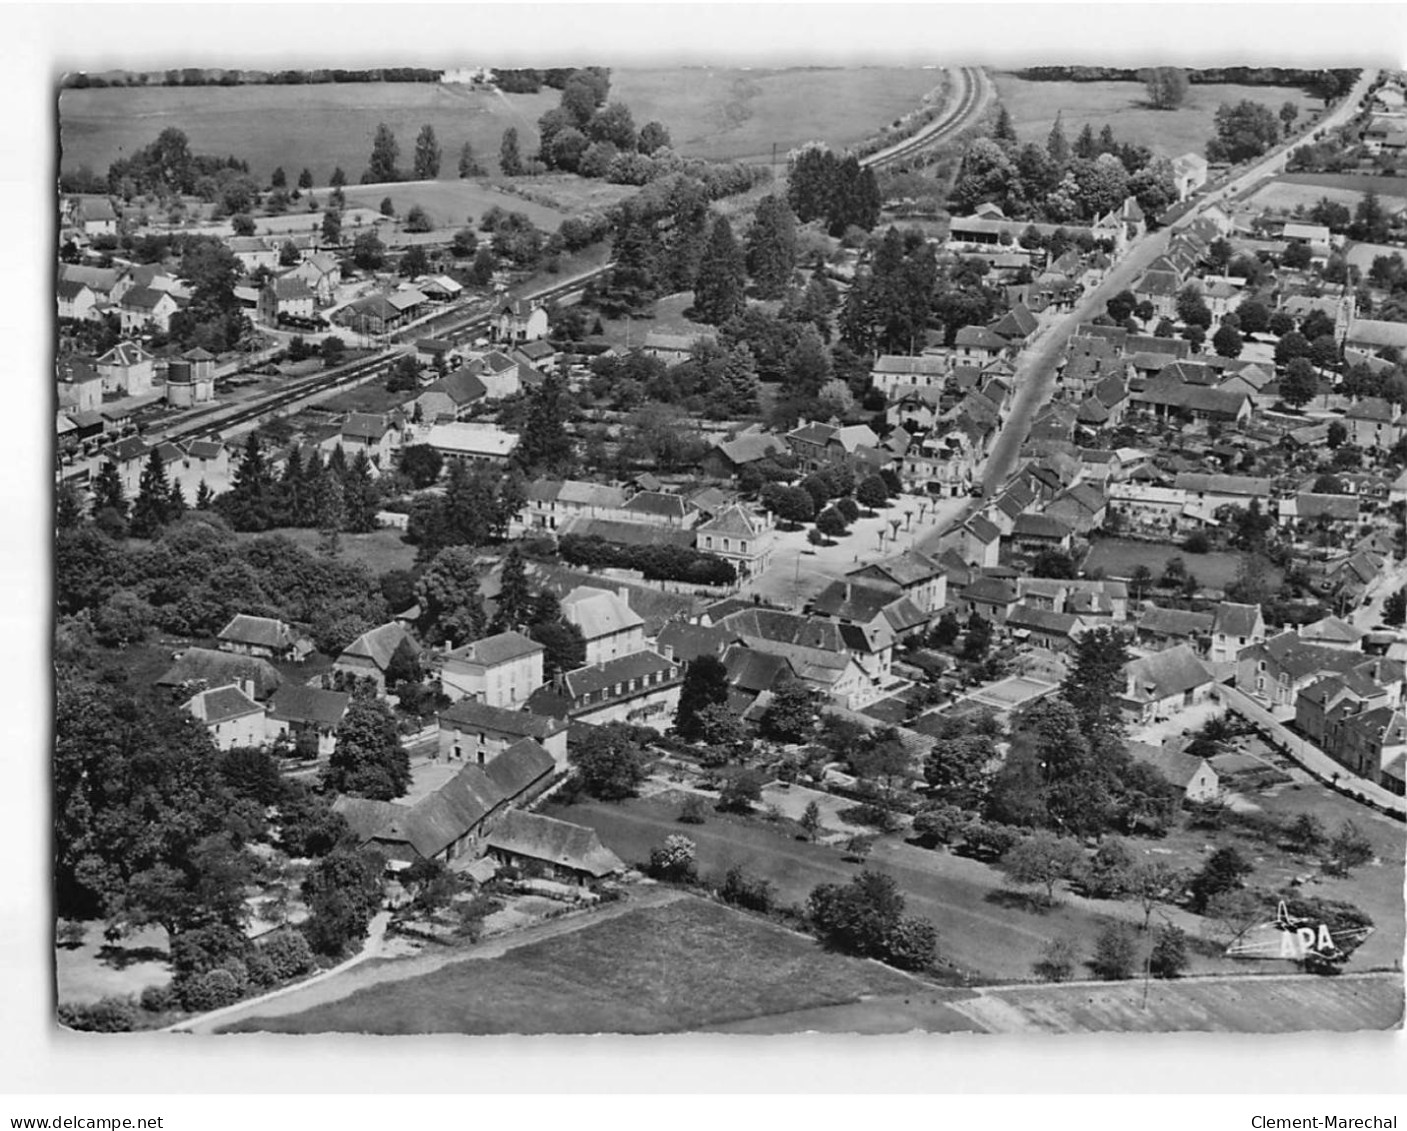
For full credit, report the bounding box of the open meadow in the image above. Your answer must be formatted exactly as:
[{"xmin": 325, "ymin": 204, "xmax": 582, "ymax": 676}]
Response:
[
  {"xmin": 1082, "ymin": 538, "xmax": 1270, "ymax": 591},
  {"xmin": 609, "ymin": 66, "xmax": 944, "ymax": 162},
  {"xmin": 219, "ymin": 896, "xmax": 926, "ymax": 1034},
  {"xmin": 989, "ymin": 74, "xmax": 1321, "ymax": 158},
  {"xmin": 1246, "ymin": 174, "xmax": 1407, "ymax": 217},
  {"xmin": 59, "ymin": 82, "xmax": 559, "ymax": 185},
  {"xmin": 337, "ymin": 180, "xmax": 566, "ymax": 231}
]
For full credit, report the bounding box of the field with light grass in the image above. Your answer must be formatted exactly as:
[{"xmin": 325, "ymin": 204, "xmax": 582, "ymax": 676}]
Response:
[
  {"xmin": 220, "ymin": 896, "xmax": 924, "ymax": 1034},
  {"xmin": 59, "ymin": 82, "xmax": 558, "ymax": 186},
  {"xmin": 989, "ymin": 74, "xmax": 1320, "ymax": 159},
  {"xmin": 609, "ymin": 66, "xmax": 944, "ymax": 162}
]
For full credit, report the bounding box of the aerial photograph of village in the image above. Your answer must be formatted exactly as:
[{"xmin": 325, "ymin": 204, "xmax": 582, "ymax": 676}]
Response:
[{"xmin": 52, "ymin": 52, "xmax": 1407, "ymax": 1038}]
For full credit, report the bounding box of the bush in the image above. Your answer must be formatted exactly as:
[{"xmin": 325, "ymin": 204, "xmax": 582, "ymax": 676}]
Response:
[
  {"xmin": 139, "ymin": 983, "xmax": 180, "ymax": 1013},
  {"xmin": 57, "ymin": 996, "xmax": 141, "ymax": 1032},
  {"xmin": 56, "ymin": 919, "xmax": 87, "ymax": 949},
  {"xmin": 1149, "ymin": 924, "xmax": 1189, "ymax": 979},
  {"xmin": 1033, "ymin": 937, "xmax": 1079, "ymax": 982},
  {"xmin": 558, "ymin": 534, "xmax": 736, "ymax": 586},
  {"xmin": 243, "ymin": 948, "xmax": 278, "ymax": 989},
  {"xmin": 178, "ymin": 967, "xmax": 244, "ymax": 1013},
  {"xmin": 838, "ymin": 802, "xmax": 901, "ymax": 832},
  {"xmin": 719, "ymin": 864, "xmax": 775, "ymax": 913},
  {"xmin": 677, "ymin": 794, "xmax": 710, "ymax": 824},
  {"xmin": 259, "ymin": 930, "xmax": 316, "ymax": 981},
  {"xmin": 1089, "ymin": 923, "xmax": 1138, "ymax": 981},
  {"xmin": 1181, "ymin": 530, "xmax": 1211, "ymax": 554},
  {"xmin": 646, "ymin": 834, "xmax": 698, "ymax": 883}
]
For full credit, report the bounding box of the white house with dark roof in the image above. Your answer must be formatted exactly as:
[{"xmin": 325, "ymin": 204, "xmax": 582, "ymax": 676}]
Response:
[
  {"xmin": 329, "ymin": 412, "xmax": 400, "ymax": 465},
  {"xmin": 118, "ymin": 285, "xmax": 180, "ymax": 334},
  {"xmin": 440, "ymin": 630, "xmax": 545, "ymax": 708},
  {"xmin": 1343, "ymin": 398, "xmax": 1404, "ymax": 452},
  {"xmin": 95, "ymin": 341, "xmax": 156, "ymax": 397},
  {"xmin": 694, "ymin": 504, "xmax": 775, "ymax": 580},
  {"xmin": 870, "ymin": 354, "xmax": 949, "ymax": 397},
  {"xmin": 57, "ymin": 279, "xmax": 97, "ymax": 322},
  {"xmin": 495, "ymin": 298, "xmax": 549, "ymax": 343},
  {"xmin": 423, "ymin": 421, "xmax": 519, "ymax": 464},
  {"xmin": 1127, "ymin": 740, "xmax": 1219, "ymax": 802},
  {"xmin": 562, "ymin": 585, "xmax": 647, "ymax": 666},
  {"xmin": 621, "ymin": 490, "xmax": 699, "ymax": 528},
  {"xmin": 184, "ymin": 683, "xmax": 267, "ymax": 751},
  {"xmin": 259, "ymin": 275, "xmax": 316, "ymax": 324},
  {"xmin": 1209, "ymin": 602, "xmax": 1266, "ymax": 664},
  {"xmin": 848, "ymin": 549, "xmax": 948, "ymax": 616}
]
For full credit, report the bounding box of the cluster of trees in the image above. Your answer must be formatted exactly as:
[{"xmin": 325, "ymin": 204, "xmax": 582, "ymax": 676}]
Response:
[
  {"xmin": 360, "ymin": 122, "xmax": 445, "ymax": 183},
  {"xmin": 534, "ymin": 67, "xmax": 672, "ymax": 181},
  {"xmin": 103, "ymin": 127, "xmax": 250, "ymax": 200},
  {"xmin": 591, "ymin": 172, "xmax": 767, "ymax": 318},
  {"xmin": 842, "ymin": 225, "xmax": 1005, "ymax": 354},
  {"xmin": 57, "ymin": 506, "xmax": 389, "ymax": 653},
  {"xmin": 952, "ymin": 113, "xmax": 1179, "ymax": 222},
  {"xmin": 404, "ymin": 459, "xmax": 526, "ymax": 563},
  {"xmin": 208, "ymin": 434, "xmax": 382, "ymax": 542},
  {"xmin": 807, "ymin": 870, "xmax": 938, "ymax": 972},
  {"xmin": 558, "ymin": 534, "xmax": 737, "ymax": 586},
  {"xmin": 586, "ymin": 338, "xmax": 761, "ymax": 419},
  {"xmin": 1013, "ymin": 67, "xmax": 1357, "ymax": 103},
  {"xmin": 785, "ymin": 143, "xmax": 883, "ymax": 237},
  {"xmin": 1206, "ymin": 100, "xmax": 1283, "ymax": 164},
  {"xmin": 55, "ymin": 663, "xmax": 387, "ymax": 1024},
  {"xmin": 68, "ymin": 66, "xmax": 444, "ymax": 89}
]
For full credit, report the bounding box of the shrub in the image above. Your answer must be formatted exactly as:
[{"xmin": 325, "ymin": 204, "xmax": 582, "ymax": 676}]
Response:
[
  {"xmin": 139, "ymin": 984, "xmax": 180, "ymax": 1013},
  {"xmin": 1089, "ymin": 923, "xmax": 1138, "ymax": 981},
  {"xmin": 56, "ymin": 919, "xmax": 87, "ymax": 949},
  {"xmin": 259, "ymin": 931, "xmax": 316, "ymax": 981},
  {"xmin": 178, "ymin": 968, "xmax": 243, "ymax": 1013},
  {"xmin": 243, "ymin": 948, "xmax": 278, "ymax": 989},
  {"xmin": 677, "ymin": 794, "xmax": 710, "ymax": 824},
  {"xmin": 1149, "ymin": 924, "xmax": 1189, "ymax": 979},
  {"xmin": 719, "ymin": 864, "xmax": 774, "ymax": 912},
  {"xmin": 646, "ymin": 834, "xmax": 698, "ymax": 883},
  {"xmin": 1033, "ymin": 936, "xmax": 1080, "ymax": 982},
  {"xmin": 838, "ymin": 802, "xmax": 901, "ymax": 832},
  {"xmin": 558, "ymin": 534, "xmax": 736, "ymax": 586},
  {"xmin": 57, "ymin": 996, "xmax": 140, "ymax": 1033}
]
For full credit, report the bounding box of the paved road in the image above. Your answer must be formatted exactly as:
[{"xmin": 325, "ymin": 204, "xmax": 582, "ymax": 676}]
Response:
[{"xmin": 974, "ymin": 68, "xmax": 1379, "ymax": 499}]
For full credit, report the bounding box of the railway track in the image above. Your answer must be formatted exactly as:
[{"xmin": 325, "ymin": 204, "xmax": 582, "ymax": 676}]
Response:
[
  {"xmin": 163, "ymin": 264, "xmax": 617, "ymax": 444},
  {"xmin": 861, "ymin": 65, "xmax": 989, "ymax": 170}
]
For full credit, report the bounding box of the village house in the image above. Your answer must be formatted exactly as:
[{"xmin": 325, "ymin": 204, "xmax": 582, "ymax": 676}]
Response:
[
  {"xmin": 95, "ymin": 341, "xmax": 156, "ymax": 397},
  {"xmin": 1342, "ymin": 398, "xmax": 1404, "ymax": 453},
  {"xmin": 495, "ymin": 298, "xmax": 550, "ymax": 343},
  {"xmin": 1133, "ymin": 379, "xmax": 1251, "ymax": 425},
  {"xmin": 282, "ymin": 252, "xmax": 341, "ymax": 305},
  {"xmin": 1004, "ymin": 604, "xmax": 1087, "ymax": 651},
  {"xmin": 330, "ymin": 412, "xmax": 401, "ymax": 466},
  {"xmin": 57, "ymin": 279, "xmax": 97, "ymax": 322},
  {"xmin": 562, "ymin": 586, "xmax": 648, "ymax": 666},
  {"xmin": 75, "ymin": 194, "xmax": 119, "ymax": 236},
  {"xmin": 1136, "ymin": 606, "xmax": 1215, "ymax": 655},
  {"xmin": 957, "ymin": 575, "xmax": 1020, "ymax": 623},
  {"xmin": 527, "ymin": 649, "xmax": 684, "ymax": 730},
  {"xmin": 719, "ymin": 606, "xmax": 894, "ymax": 700},
  {"xmin": 416, "ymin": 338, "xmax": 459, "ymax": 368},
  {"xmin": 1297, "ymin": 615, "xmax": 1367, "ymax": 651},
  {"xmin": 411, "ymin": 368, "xmax": 488, "ymax": 423},
  {"xmin": 158, "ymin": 647, "xmax": 284, "ymax": 702},
  {"xmin": 1209, "ymin": 602, "xmax": 1266, "ymax": 664},
  {"xmin": 621, "ymin": 490, "xmax": 699, "ymax": 529},
  {"xmin": 514, "ymin": 480, "xmax": 631, "ymax": 535},
  {"xmin": 701, "ymin": 430, "xmax": 788, "ymax": 480},
  {"xmin": 435, "ymin": 700, "xmax": 569, "ymax": 768},
  {"xmin": 334, "ymin": 622, "xmax": 421, "ymax": 693},
  {"xmin": 335, "ymin": 737, "xmax": 557, "ymax": 866},
  {"xmin": 1172, "ymin": 152, "xmax": 1209, "ymax": 200},
  {"xmin": 1324, "ymin": 705, "xmax": 1407, "ymax": 793},
  {"xmin": 1127, "ymin": 740, "xmax": 1220, "ymax": 802},
  {"xmin": 258, "ymin": 275, "xmax": 316, "ymax": 325},
  {"xmin": 694, "ymin": 504, "xmax": 776, "ymax": 580},
  {"xmin": 848, "ymin": 549, "xmax": 948, "ymax": 617},
  {"xmin": 423, "ymin": 421, "xmax": 520, "ymax": 465},
  {"xmin": 216, "ymin": 614, "xmax": 310, "ymax": 663},
  {"xmin": 183, "ymin": 683, "xmax": 267, "ymax": 752},
  {"xmin": 117, "ymin": 285, "xmax": 181, "ymax": 334},
  {"xmin": 1172, "ymin": 473, "xmax": 1272, "ymax": 513},
  {"xmin": 266, "ymin": 684, "xmax": 352, "ymax": 759},
  {"xmin": 440, "ymin": 630, "xmax": 545, "ymax": 708},
  {"xmin": 870, "ymin": 354, "xmax": 949, "ymax": 397},
  {"xmin": 1237, "ymin": 632, "xmax": 1381, "ymax": 710},
  {"xmin": 641, "ymin": 331, "xmax": 704, "ymax": 363},
  {"xmin": 1121, "ymin": 644, "xmax": 1217, "ymax": 724},
  {"xmin": 483, "ymin": 810, "xmax": 625, "ymax": 885}
]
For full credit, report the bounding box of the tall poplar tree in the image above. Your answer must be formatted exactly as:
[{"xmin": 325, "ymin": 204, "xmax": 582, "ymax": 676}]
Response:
[
  {"xmin": 365, "ymin": 122, "xmax": 401, "ymax": 183},
  {"xmin": 745, "ymin": 195, "xmax": 799, "ymax": 300},
  {"xmin": 693, "ymin": 215, "xmax": 746, "ymax": 325},
  {"xmin": 412, "ymin": 124, "xmax": 442, "ymax": 179}
]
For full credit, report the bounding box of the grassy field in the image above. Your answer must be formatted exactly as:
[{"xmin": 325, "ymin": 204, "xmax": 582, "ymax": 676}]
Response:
[
  {"xmin": 59, "ymin": 82, "xmax": 559, "ymax": 186},
  {"xmin": 989, "ymin": 74, "xmax": 1320, "ymax": 159},
  {"xmin": 232, "ymin": 526, "xmax": 417, "ymax": 575},
  {"xmin": 952, "ymin": 973, "xmax": 1403, "ymax": 1033},
  {"xmin": 1082, "ymin": 538, "xmax": 1270, "ymax": 591},
  {"xmin": 610, "ymin": 66, "xmax": 943, "ymax": 162},
  {"xmin": 1247, "ymin": 175, "xmax": 1407, "ymax": 216},
  {"xmin": 594, "ymin": 290, "xmax": 716, "ymax": 350},
  {"xmin": 55, "ymin": 922, "xmax": 172, "ymax": 1006},
  {"xmin": 338, "ymin": 180, "xmax": 566, "ymax": 232},
  {"xmin": 220, "ymin": 897, "xmax": 922, "ymax": 1034}
]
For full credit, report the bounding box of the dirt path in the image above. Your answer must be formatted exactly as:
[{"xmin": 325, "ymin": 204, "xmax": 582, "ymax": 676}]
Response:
[{"xmin": 199, "ymin": 888, "xmax": 687, "ymax": 1034}]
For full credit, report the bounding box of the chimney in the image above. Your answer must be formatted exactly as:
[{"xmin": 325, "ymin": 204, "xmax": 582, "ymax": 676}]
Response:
[{"xmin": 660, "ymin": 643, "xmax": 674, "ymax": 662}]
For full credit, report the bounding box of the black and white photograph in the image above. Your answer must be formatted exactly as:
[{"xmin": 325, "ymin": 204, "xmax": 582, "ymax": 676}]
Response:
[{"xmin": 9, "ymin": 6, "xmax": 1407, "ymax": 1116}]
